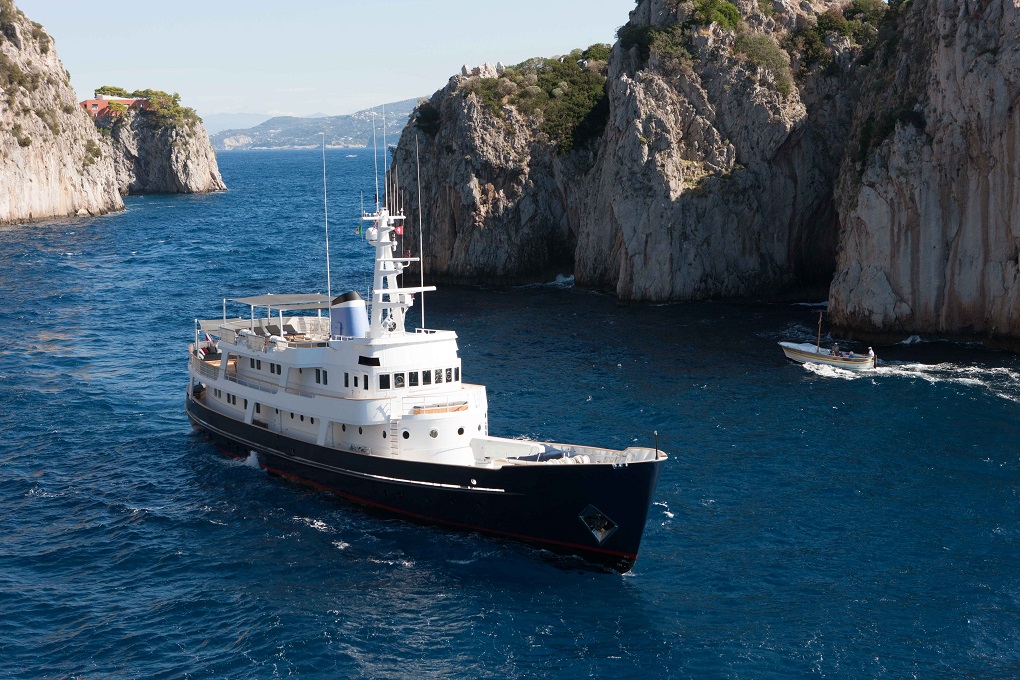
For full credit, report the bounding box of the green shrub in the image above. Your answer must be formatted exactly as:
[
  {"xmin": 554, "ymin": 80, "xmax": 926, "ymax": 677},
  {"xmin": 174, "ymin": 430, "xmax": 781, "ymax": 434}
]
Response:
[
  {"xmin": 618, "ymin": 22, "xmax": 693, "ymax": 67},
  {"xmin": 84, "ymin": 138, "xmax": 102, "ymax": 161},
  {"xmin": 734, "ymin": 33, "xmax": 793, "ymax": 96},
  {"xmin": 689, "ymin": 0, "xmax": 741, "ymax": 32},
  {"xmin": 129, "ymin": 88, "xmax": 200, "ymax": 127},
  {"xmin": 845, "ymin": 0, "xmax": 886, "ymax": 25},
  {"xmin": 414, "ymin": 100, "xmax": 441, "ymax": 136},
  {"xmin": 786, "ymin": 26, "xmax": 832, "ymax": 71},
  {"xmin": 756, "ymin": 0, "xmax": 775, "ymax": 17},
  {"xmin": 95, "ymin": 85, "xmax": 131, "ymax": 97},
  {"xmin": 650, "ymin": 22, "xmax": 693, "ymax": 67},
  {"xmin": 582, "ymin": 43, "xmax": 612, "ymax": 62},
  {"xmin": 465, "ymin": 53, "xmax": 609, "ymax": 153},
  {"xmin": 817, "ymin": 9, "xmax": 850, "ymax": 36},
  {"xmin": 466, "ymin": 77, "xmax": 505, "ymax": 115},
  {"xmin": 617, "ymin": 24, "xmax": 655, "ymax": 61},
  {"xmin": 12, "ymin": 122, "xmax": 30, "ymax": 147},
  {"xmin": 30, "ymin": 21, "xmax": 49, "ymax": 53}
]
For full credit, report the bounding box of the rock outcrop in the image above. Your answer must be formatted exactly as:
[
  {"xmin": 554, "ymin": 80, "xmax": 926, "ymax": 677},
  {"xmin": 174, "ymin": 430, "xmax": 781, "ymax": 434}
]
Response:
[
  {"xmin": 393, "ymin": 0, "xmax": 864, "ymax": 298},
  {"xmin": 107, "ymin": 110, "xmax": 225, "ymax": 195},
  {"xmin": 830, "ymin": 0, "xmax": 1020, "ymax": 345},
  {"xmin": 0, "ymin": 0, "xmax": 122, "ymax": 224},
  {"xmin": 574, "ymin": 0, "xmax": 854, "ymax": 301}
]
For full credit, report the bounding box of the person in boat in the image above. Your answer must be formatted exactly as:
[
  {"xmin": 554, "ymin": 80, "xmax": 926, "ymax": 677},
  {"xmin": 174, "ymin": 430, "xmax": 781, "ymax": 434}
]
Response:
[
  {"xmin": 848, "ymin": 351, "xmax": 855, "ymax": 359},
  {"xmin": 831, "ymin": 343, "xmax": 839, "ymax": 356},
  {"xmin": 868, "ymin": 347, "xmax": 875, "ymax": 358}
]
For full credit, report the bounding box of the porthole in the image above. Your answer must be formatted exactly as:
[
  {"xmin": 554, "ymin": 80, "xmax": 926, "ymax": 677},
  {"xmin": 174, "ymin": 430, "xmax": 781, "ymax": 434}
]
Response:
[
  {"xmin": 341, "ymin": 424, "xmax": 346, "ymax": 432},
  {"xmin": 402, "ymin": 431, "xmax": 410, "ymax": 439},
  {"xmin": 429, "ymin": 429, "xmax": 439, "ymax": 439},
  {"xmin": 382, "ymin": 430, "xmax": 387, "ymax": 440},
  {"xmin": 458, "ymin": 427, "xmax": 464, "ymax": 435},
  {"xmin": 358, "ymin": 427, "xmax": 363, "ymax": 435},
  {"xmin": 477, "ymin": 424, "xmax": 482, "ymax": 431},
  {"xmin": 300, "ymin": 415, "xmax": 304, "ymax": 421}
]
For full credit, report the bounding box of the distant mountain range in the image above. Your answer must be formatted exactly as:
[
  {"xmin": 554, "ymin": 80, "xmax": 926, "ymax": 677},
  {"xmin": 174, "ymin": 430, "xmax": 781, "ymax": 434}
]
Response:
[{"xmin": 210, "ymin": 98, "xmax": 421, "ymax": 150}]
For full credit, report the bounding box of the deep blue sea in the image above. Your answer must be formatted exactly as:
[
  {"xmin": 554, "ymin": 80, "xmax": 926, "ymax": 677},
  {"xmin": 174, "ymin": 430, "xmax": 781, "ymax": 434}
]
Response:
[{"xmin": 1, "ymin": 148, "xmax": 1019, "ymax": 678}]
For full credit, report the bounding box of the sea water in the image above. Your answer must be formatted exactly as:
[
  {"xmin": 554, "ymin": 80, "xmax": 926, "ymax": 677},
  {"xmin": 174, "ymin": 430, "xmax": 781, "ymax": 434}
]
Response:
[{"xmin": 1, "ymin": 149, "xmax": 1018, "ymax": 678}]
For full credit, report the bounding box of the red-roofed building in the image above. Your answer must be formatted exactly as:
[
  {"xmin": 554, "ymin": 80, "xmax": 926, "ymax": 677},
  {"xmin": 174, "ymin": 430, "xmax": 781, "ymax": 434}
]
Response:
[{"xmin": 80, "ymin": 94, "xmax": 151, "ymax": 121}]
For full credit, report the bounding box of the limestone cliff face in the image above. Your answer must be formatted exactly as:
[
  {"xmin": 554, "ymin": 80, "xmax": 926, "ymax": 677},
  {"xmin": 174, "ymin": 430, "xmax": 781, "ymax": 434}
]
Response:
[
  {"xmin": 107, "ymin": 111, "xmax": 225, "ymax": 195},
  {"xmin": 391, "ymin": 79, "xmax": 577, "ymax": 285},
  {"xmin": 830, "ymin": 0, "xmax": 1020, "ymax": 344},
  {"xmin": 0, "ymin": 0, "xmax": 122, "ymax": 225},
  {"xmin": 576, "ymin": 0, "xmax": 853, "ymax": 300},
  {"xmin": 393, "ymin": 0, "xmax": 858, "ymax": 298}
]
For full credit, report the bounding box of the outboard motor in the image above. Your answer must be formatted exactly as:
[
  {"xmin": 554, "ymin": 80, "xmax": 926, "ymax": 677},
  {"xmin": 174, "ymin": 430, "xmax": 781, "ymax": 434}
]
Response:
[{"xmin": 330, "ymin": 291, "xmax": 369, "ymax": 338}]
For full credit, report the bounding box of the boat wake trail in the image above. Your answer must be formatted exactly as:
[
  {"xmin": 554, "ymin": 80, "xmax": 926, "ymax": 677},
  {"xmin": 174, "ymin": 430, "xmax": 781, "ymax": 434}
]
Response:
[
  {"xmin": 875, "ymin": 362, "xmax": 1020, "ymax": 403},
  {"xmin": 803, "ymin": 359, "xmax": 1020, "ymax": 402},
  {"xmin": 802, "ymin": 363, "xmax": 862, "ymax": 380}
]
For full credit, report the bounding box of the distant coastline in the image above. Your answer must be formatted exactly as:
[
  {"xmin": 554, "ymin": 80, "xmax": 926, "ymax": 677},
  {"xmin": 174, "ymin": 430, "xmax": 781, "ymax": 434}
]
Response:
[{"xmin": 210, "ymin": 98, "xmax": 420, "ymax": 151}]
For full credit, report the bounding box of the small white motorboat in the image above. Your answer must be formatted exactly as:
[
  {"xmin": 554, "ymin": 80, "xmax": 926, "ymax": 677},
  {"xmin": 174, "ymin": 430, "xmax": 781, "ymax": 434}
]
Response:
[{"xmin": 779, "ymin": 341, "xmax": 877, "ymax": 371}]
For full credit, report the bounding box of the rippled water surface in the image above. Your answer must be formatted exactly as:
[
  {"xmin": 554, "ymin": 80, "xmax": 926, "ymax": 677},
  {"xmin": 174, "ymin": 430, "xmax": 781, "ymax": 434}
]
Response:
[{"xmin": 1, "ymin": 150, "xmax": 1018, "ymax": 678}]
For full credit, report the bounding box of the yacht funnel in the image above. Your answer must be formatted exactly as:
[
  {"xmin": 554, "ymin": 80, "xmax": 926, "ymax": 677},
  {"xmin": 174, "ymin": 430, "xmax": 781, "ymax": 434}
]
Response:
[{"xmin": 331, "ymin": 291, "xmax": 369, "ymax": 338}]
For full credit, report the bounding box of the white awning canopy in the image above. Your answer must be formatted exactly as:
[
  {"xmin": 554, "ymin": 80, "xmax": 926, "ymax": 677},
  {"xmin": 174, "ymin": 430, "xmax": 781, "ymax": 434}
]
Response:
[{"xmin": 229, "ymin": 293, "xmax": 332, "ymax": 311}]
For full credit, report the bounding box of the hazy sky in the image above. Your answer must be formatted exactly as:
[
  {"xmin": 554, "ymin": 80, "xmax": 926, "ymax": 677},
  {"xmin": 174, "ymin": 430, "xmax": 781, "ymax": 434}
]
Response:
[{"xmin": 17, "ymin": 0, "xmax": 631, "ymax": 118}]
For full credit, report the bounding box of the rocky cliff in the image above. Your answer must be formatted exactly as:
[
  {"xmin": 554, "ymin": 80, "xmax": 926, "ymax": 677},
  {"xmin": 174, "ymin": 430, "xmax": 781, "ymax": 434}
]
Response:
[
  {"xmin": 392, "ymin": 0, "xmax": 875, "ymax": 298},
  {"xmin": 829, "ymin": 0, "xmax": 1020, "ymax": 346},
  {"xmin": 106, "ymin": 108, "xmax": 225, "ymax": 195},
  {"xmin": 0, "ymin": 0, "xmax": 122, "ymax": 224}
]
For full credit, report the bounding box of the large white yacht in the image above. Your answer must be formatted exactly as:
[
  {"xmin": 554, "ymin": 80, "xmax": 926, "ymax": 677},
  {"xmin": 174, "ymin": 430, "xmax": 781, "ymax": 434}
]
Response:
[{"xmin": 185, "ymin": 206, "xmax": 666, "ymax": 572}]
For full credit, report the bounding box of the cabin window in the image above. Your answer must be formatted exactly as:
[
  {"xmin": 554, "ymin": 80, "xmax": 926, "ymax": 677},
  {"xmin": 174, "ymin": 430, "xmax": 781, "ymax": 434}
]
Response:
[
  {"xmin": 341, "ymin": 424, "xmax": 346, "ymax": 432},
  {"xmin": 379, "ymin": 374, "xmax": 391, "ymax": 390},
  {"xmin": 244, "ymin": 399, "xmax": 248, "ymax": 409},
  {"xmin": 363, "ymin": 374, "xmax": 368, "ymax": 390},
  {"xmin": 458, "ymin": 427, "xmax": 464, "ymax": 435},
  {"xmin": 454, "ymin": 367, "xmax": 460, "ymax": 381},
  {"xmin": 249, "ymin": 358, "xmax": 255, "ymax": 368},
  {"xmin": 358, "ymin": 427, "xmax": 363, "ymax": 435},
  {"xmin": 290, "ymin": 412, "xmax": 294, "ymax": 419},
  {"xmin": 354, "ymin": 376, "xmax": 358, "ymax": 388},
  {"xmin": 300, "ymin": 415, "xmax": 304, "ymax": 421},
  {"xmin": 322, "ymin": 371, "xmax": 327, "ymax": 385},
  {"xmin": 435, "ymin": 369, "xmax": 443, "ymax": 384},
  {"xmin": 315, "ymin": 369, "xmax": 321, "ymax": 384},
  {"xmin": 344, "ymin": 372, "xmax": 349, "ymax": 387},
  {"xmin": 446, "ymin": 368, "xmax": 452, "ymax": 382},
  {"xmin": 394, "ymin": 373, "xmax": 405, "ymax": 388},
  {"xmin": 402, "ymin": 431, "xmax": 410, "ymax": 439},
  {"xmin": 422, "ymin": 370, "xmax": 432, "ymax": 385},
  {"xmin": 256, "ymin": 360, "xmax": 261, "ymax": 370},
  {"xmin": 409, "ymin": 371, "xmax": 419, "ymax": 387},
  {"xmin": 255, "ymin": 403, "xmax": 261, "ymax": 414},
  {"xmin": 310, "ymin": 417, "xmax": 314, "ymax": 424}
]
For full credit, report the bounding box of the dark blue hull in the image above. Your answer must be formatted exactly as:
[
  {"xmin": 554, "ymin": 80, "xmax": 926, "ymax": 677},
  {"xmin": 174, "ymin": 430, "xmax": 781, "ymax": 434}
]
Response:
[{"xmin": 185, "ymin": 395, "xmax": 664, "ymax": 572}]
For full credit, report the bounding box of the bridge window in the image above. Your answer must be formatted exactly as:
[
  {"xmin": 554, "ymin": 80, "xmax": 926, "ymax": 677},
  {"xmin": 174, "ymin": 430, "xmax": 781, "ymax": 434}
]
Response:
[
  {"xmin": 255, "ymin": 403, "xmax": 261, "ymax": 414},
  {"xmin": 409, "ymin": 371, "xmax": 419, "ymax": 387},
  {"xmin": 455, "ymin": 367, "xmax": 460, "ymax": 381},
  {"xmin": 435, "ymin": 369, "xmax": 443, "ymax": 384},
  {"xmin": 256, "ymin": 360, "xmax": 261, "ymax": 370},
  {"xmin": 315, "ymin": 368, "xmax": 321, "ymax": 384},
  {"xmin": 363, "ymin": 374, "xmax": 368, "ymax": 390},
  {"xmin": 322, "ymin": 371, "xmax": 327, "ymax": 385},
  {"xmin": 446, "ymin": 368, "xmax": 452, "ymax": 382},
  {"xmin": 380, "ymin": 374, "xmax": 391, "ymax": 390},
  {"xmin": 345, "ymin": 372, "xmax": 349, "ymax": 387},
  {"xmin": 353, "ymin": 376, "xmax": 358, "ymax": 388},
  {"xmin": 422, "ymin": 370, "xmax": 432, "ymax": 385},
  {"xmin": 394, "ymin": 373, "xmax": 405, "ymax": 388}
]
